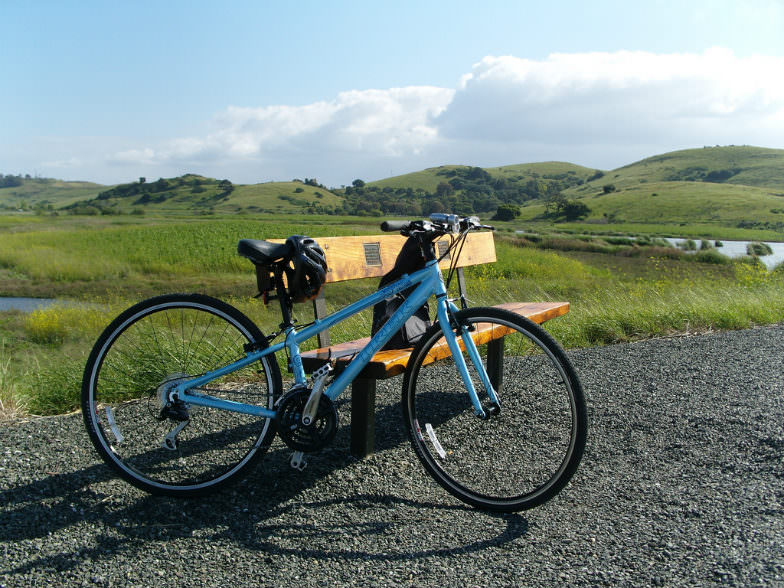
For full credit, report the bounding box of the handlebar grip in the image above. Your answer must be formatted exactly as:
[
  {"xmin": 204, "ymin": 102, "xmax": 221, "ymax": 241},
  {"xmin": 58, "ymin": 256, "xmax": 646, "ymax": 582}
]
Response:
[{"xmin": 381, "ymin": 220, "xmax": 410, "ymax": 232}]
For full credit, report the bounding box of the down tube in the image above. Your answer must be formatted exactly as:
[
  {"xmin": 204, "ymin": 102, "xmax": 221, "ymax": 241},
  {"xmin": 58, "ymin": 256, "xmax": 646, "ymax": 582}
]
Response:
[{"xmin": 324, "ymin": 272, "xmax": 438, "ymax": 400}]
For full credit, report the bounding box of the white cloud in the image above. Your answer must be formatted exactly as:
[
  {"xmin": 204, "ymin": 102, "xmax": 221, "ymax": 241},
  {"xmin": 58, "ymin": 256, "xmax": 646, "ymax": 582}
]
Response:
[
  {"xmin": 112, "ymin": 86, "xmax": 454, "ymax": 169},
  {"xmin": 437, "ymin": 49, "xmax": 784, "ymax": 145},
  {"xmin": 104, "ymin": 48, "xmax": 784, "ymax": 184}
]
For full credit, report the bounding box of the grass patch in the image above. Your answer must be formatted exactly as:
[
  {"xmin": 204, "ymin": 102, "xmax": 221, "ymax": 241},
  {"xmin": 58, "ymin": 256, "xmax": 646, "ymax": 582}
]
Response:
[{"xmin": 0, "ymin": 339, "xmax": 27, "ymax": 419}]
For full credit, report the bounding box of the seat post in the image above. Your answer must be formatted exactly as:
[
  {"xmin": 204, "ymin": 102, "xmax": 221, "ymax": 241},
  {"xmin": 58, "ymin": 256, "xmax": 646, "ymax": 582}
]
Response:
[{"xmin": 273, "ymin": 267, "xmax": 294, "ymax": 329}]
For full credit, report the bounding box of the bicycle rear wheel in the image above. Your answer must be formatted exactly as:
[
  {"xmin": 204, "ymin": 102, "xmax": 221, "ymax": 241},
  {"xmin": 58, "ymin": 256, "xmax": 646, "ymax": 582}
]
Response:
[
  {"xmin": 402, "ymin": 307, "xmax": 587, "ymax": 512},
  {"xmin": 82, "ymin": 294, "xmax": 282, "ymax": 496}
]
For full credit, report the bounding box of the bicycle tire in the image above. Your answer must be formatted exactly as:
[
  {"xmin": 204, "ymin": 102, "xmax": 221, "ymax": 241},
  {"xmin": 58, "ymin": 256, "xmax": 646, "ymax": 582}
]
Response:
[
  {"xmin": 402, "ymin": 306, "xmax": 587, "ymax": 512},
  {"xmin": 81, "ymin": 293, "xmax": 282, "ymax": 497}
]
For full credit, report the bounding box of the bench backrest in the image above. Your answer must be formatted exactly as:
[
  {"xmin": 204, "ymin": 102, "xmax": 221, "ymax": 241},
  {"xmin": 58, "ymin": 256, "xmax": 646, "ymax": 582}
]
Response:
[
  {"xmin": 319, "ymin": 231, "xmax": 495, "ymax": 283},
  {"xmin": 272, "ymin": 231, "xmax": 496, "ymax": 283},
  {"xmin": 283, "ymin": 231, "xmax": 497, "ymax": 347}
]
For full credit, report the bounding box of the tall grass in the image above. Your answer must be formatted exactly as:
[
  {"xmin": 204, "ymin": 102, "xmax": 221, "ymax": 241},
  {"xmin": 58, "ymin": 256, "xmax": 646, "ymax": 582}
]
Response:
[
  {"xmin": 0, "ymin": 339, "xmax": 27, "ymax": 419},
  {"xmin": 0, "ymin": 218, "xmax": 365, "ymax": 284},
  {"xmin": 2, "ymin": 221, "xmax": 784, "ymax": 417}
]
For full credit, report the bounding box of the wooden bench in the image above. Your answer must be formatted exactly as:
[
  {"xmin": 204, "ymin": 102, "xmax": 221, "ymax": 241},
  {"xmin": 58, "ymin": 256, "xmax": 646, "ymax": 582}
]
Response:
[{"xmin": 287, "ymin": 231, "xmax": 569, "ymax": 457}]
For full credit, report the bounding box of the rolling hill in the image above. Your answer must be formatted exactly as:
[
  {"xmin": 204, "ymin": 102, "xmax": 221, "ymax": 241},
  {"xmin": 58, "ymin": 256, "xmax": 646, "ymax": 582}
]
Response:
[
  {"xmin": 546, "ymin": 146, "xmax": 784, "ymax": 228},
  {"xmin": 4, "ymin": 145, "xmax": 783, "ymax": 233},
  {"xmin": 0, "ymin": 177, "xmax": 107, "ymax": 210},
  {"xmin": 367, "ymin": 162, "xmax": 599, "ymax": 194},
  {"xmin": 60, "ymin": 175, "xmax": 345, "ymax": 215}
]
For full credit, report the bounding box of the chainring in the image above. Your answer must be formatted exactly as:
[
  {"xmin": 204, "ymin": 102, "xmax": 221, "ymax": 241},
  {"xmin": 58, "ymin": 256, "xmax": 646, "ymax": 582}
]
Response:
[{"xmin": 275, "ymin": 387, "xmax": 338, "ymax": 452}]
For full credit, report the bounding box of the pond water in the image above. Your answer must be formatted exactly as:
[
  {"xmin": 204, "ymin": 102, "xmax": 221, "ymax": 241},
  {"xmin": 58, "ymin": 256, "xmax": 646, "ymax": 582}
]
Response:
[
  {"xmin": 0, "ymin": 297, "xmax": 59, "ymax": 312},
  {"xmin": 663, "ymin": 239, "xmax": 784, "ymax": 269}
]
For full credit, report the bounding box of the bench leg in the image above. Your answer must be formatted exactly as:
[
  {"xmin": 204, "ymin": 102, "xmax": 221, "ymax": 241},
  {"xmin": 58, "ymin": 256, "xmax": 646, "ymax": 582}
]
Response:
[
  {"xmin": 350, "ymin": 378, "xmax": 376, "ymax": 458},
  {"xmin": 487, "ymin": 337, "xmax": 505, "ymax": 393}
]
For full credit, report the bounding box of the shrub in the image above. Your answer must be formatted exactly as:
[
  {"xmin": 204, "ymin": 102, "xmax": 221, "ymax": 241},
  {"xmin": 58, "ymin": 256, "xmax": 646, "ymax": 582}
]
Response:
[
  {"xmin": 694, "ymin": 249, "xmax": 730, "ymax": 264},
  {"xmin": 747, "ymin": 242, "xmax": 773, "ymax": 256},
  {"xmin": 492, "ymin": 204, "xmax": 520, "ymax": 221}
]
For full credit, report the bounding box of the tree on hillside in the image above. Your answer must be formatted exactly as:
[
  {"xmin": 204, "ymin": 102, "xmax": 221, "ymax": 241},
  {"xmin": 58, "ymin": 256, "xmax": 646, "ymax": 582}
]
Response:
[
  {"xmin": 218, "ymin": 179, "xmax": 234, "ymax": 195},
  {"xmin": 424, "ymin": 199, "xmax": 445, "ymax": 214},
  {"xmin": 436, "ymin": 181, "xmax": 455, "ymax": 198},
  {"xmin": 492, "ymin": 204, "xmax": 520, "ymax": 221},
  {"xmin": 561, "ymin": 200, "xmax": 591, "ymax": 221},
  {"xmin": 544, "ymin": 193, "xmax": 567, "ymax": 215}
]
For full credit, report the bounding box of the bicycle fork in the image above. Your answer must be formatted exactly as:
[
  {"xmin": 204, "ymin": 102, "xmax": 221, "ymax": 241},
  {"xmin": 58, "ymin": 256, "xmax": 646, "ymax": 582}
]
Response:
[{"xmin": 436, "ymin": 300, "xmax": 500, "ymax": 419}]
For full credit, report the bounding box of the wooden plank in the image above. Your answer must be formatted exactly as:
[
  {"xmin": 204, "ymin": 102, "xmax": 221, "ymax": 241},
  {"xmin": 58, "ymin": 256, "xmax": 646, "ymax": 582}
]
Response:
[
  {"xmin": 300, "ymin": 301, "xmax": 569, "ymax": 378},
  {"xmin": 270, "ymin": 231, "xmax": 496, "ymax": 283}
]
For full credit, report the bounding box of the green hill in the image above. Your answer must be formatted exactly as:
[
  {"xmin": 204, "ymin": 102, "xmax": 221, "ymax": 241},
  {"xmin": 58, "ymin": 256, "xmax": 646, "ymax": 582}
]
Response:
[
  {"xmin": 566, "ymin": 146, "xmax": 784, "ymax": 194},
  {"xmin": 545, "ymin": 146, "xmax": 784, "ymax": 230},
  {"xmin": 64, "ymin": 175, "xmax": 344, "ymax": 215},
  {"xmin": 368, "ymin": 162, "xmax": 599, "ymax": 192},
  {"xmin": 521, "ymin": 181, "xmax": 784, "ymax": 226},
  {"xmin": 0, "ymin": 177, "xmax": 107, "ymax": 211}
]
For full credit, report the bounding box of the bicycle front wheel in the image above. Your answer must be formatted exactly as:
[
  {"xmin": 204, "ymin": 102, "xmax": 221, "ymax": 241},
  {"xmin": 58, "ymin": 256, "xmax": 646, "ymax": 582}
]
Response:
[
  {"xmin": 82, "ymin": 294, "xmax": 282, "ymax": 497},
  {"xmin": 402, "ymin": 307, "xmax": 587, "ymax": 512}
]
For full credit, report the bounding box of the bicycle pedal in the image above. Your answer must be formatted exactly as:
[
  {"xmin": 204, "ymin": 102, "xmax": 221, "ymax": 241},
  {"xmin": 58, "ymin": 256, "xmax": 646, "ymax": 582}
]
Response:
[{"xmin": 289, "ymin": 451, "xmax": 307, "ymax": 471}]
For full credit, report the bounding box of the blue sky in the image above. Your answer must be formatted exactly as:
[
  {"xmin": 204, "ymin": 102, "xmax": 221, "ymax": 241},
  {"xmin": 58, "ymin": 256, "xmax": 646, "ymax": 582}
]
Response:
[{"xmin": 3, "ymin": 0, "xmax": 784, "ymax": 185}]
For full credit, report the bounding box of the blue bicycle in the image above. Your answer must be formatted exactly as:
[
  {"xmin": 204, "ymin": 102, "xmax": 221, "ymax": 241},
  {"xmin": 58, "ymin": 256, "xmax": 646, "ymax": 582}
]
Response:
[{"xmin": 82, "ymin": 214, "xmax": 587, "ymax": 512}]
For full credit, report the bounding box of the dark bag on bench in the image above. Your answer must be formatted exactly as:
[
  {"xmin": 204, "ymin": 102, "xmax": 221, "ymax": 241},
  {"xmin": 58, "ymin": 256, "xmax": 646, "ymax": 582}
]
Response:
[{"xmin": 371, "ymin": 237, "xmax": 431, "ymax": 350}]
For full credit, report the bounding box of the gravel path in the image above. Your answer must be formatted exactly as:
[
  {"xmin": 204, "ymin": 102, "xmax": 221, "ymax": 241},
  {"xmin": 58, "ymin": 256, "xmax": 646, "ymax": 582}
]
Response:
[{"xmin": 2, "ymin": 325, "xmax": 783, "ymax": 587}]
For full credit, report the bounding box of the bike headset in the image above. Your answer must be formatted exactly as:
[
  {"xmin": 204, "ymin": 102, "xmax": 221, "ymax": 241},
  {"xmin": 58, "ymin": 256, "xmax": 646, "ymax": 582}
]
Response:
[{"xmin": 284, "ymin": 235, "xmax": 328, "ymax": 303}]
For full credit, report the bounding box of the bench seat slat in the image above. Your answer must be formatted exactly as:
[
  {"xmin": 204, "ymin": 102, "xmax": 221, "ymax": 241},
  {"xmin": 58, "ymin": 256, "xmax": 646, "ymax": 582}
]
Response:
[{"xmin": 300, "ymin": 301, "xmax": 569, "ymax": 379}]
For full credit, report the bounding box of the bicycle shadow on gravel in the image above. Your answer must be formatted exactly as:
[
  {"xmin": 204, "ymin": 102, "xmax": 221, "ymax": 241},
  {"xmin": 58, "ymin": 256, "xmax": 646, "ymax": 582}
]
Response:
[{"xmin": 1, "ymin": 401, "xmax": 529, "ymax": 576}]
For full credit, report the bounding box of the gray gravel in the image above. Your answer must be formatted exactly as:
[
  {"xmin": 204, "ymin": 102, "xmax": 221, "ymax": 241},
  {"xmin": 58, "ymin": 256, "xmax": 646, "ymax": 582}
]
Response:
[{"xmin": 2, "ymin": 325, "xmax": 783, "ymax": 587}]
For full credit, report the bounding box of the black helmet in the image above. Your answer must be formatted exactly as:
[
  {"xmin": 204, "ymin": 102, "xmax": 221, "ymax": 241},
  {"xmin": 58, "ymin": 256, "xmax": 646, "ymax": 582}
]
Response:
[{"xmin": 285, "ymin": 235, "xmax": 328, "ymax": 302}]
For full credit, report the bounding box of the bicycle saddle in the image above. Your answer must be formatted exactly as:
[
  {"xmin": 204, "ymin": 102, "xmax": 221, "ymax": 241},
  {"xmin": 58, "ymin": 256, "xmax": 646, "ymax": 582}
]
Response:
[{"xmin": 237, "ymin": 239, "xmax": 292, "ymax": 265}]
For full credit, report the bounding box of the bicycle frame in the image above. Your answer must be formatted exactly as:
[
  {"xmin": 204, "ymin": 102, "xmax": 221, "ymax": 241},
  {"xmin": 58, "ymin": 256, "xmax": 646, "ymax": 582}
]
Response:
[{"xmin": 174, "ymin": 258, "xmax": 498, "ymax": 420}]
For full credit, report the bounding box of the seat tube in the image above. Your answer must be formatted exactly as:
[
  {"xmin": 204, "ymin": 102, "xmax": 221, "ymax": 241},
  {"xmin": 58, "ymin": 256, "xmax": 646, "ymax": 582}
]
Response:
[
  {"xmin": 286, "ymin": 327, "xmax": 307, "ymax": 385},
  {"xmin": 435, "ymin": 294, "xmax": 487, "ymax": 419}
]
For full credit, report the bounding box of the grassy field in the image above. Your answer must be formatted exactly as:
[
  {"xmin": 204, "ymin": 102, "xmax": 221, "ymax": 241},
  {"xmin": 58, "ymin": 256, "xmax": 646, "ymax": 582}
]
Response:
[
  {"xmin": 0, "ymin": 214, "xmax": 373, "ymax": 298},
  {"xmin": 1, "ymin": 212, "xmax": 783, "ymax": 418}
]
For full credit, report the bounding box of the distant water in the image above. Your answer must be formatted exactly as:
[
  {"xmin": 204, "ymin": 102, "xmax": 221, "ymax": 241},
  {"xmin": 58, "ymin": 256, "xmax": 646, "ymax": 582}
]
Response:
[
  {"xmin": 664, "ymin": 239, "xmax": 784, "ymax": 269},
  {"xmin": 0, "ymin": 297, "xmax": 58, "ymax": 312}
]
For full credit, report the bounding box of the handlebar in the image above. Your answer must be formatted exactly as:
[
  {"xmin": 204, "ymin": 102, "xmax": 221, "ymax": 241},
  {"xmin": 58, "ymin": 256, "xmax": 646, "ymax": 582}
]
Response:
[
  {"xmin": 380, "ymin": 220, "xmax": 411, "ymax": 233},
  {"xmin": 380, "ymin": 214, "xmax": 494, "ymax": 236}
]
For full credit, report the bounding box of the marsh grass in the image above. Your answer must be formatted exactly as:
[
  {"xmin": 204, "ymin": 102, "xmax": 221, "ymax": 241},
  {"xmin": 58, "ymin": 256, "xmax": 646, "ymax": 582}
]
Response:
[
  {"xmin": 2, "ymin": 217, "xmax": 784, "ymax": 417},
  {"xmin": 25, "ymin": 304, "xmax": 115, "ymax": 344},
  {"xmin": 0, "ymin": 339, "xmax": 27, "ymax": 419}
]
